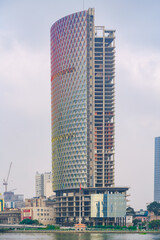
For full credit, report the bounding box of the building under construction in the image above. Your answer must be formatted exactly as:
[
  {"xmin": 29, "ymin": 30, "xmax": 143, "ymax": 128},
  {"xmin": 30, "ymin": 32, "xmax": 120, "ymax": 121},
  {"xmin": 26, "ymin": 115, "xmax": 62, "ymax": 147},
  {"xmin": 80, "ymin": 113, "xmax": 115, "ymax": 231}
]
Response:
[{"xmin": 50, "ymin": 8, "xmax": 128, "ymax": 226}]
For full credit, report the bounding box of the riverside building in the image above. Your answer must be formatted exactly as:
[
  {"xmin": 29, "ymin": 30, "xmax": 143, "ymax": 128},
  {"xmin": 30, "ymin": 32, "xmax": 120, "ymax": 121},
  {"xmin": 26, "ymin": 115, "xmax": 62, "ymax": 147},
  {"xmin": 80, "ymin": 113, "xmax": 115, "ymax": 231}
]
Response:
[{"xmin": 51, "ymin": 8, "xmax": 128, "ymax": 226}]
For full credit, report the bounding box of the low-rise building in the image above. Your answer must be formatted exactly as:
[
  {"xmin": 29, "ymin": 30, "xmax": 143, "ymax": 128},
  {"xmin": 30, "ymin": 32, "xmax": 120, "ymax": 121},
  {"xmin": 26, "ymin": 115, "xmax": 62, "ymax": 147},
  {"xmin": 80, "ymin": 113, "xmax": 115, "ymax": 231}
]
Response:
[
  {"xmin": 21, "ymin": 207, "xmax": 55, "ymax": 225},
  {"xmin": 25, "ymin": 196, "xmax": 47, "ymax": 208},
  {"xmin": 134, "ymin": 209, "xmax": 148, "ymax": 222},
  {"xmin": 0, "ymin": 209, "xmax": 21, "ymax": 224},
  {"xmin": 148, "ymin": 211, "xmax": 160, "ymax": 221},
  {"xmin": 126, "ymin": 216, "xmax": 133, "ymax": 227},
  {"xmin": 54, "ymin": 187, "xmax": 128, "ymax": 226},
  {"xmin": 22, "ymin": 196, "xmax": 55, "ymax": 225}
]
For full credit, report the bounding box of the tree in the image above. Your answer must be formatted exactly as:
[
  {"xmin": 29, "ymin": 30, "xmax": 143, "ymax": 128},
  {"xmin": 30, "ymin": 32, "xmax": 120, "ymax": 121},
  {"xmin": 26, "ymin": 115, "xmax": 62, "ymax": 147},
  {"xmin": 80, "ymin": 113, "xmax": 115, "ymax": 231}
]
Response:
[
  {"xmin": 133, "ymin": 219, "xmax": 141, "ymax": 227},
  {"xmin": 19, "ymin": 219, "xmax": 39, "ymax": 225},
  {"xmin": 149, "ymin": 220, "xmax": 160, "ymax": 230},
  {"xmin": 147, "ymin": 201, "xmax": 160, "ymax": 218},
  {"xmin": 126, "ymin": 207, "xmax": 135, "ymax": 216}
]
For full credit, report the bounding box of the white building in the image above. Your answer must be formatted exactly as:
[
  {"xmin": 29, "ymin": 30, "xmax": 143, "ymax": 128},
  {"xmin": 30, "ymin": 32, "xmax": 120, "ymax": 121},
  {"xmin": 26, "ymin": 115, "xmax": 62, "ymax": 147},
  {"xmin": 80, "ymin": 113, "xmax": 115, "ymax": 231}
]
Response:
[
  {"xmin": 35, "ymin": 172, "xmax": 53, "ymax": 198},
  {"xmin": 35, "ymin": 172, "xmax": 44, "ymax": 197},
  {"xmin": 126, "ymin": 216, "xmax": 133, "ymax": 227},
  {"xmin": 44, "ymin": 172, "xmax": 53, "ymax": 198}
]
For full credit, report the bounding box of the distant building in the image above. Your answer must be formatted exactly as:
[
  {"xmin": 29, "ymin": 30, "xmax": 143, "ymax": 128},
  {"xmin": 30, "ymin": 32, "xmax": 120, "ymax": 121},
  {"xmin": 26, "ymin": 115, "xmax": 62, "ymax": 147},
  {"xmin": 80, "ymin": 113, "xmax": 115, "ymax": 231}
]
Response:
[
  {"xmin": 126, "ymin": 216, "xmax": 133, "ymax": 227},
  {"xmin": 134, "ymin": 209, "xmax": 148, "ymax": 222},
  {"xmin": 154, "ymin": 137, "xmax": 160, "ymax": 202},
  {"xmin": 35, "ymin": 172, "xmax": 44, "ymax": 197},
  {"xmin": 0, "ymin": 209, "xmax": 21, "ymax": 224},
  {"xmin": 35, "ymin": 172, "xmax": 53, "ymax": 198},
  {"xmin": 4, "ymin": 192, "xmax": 25, "ymax": 209},
  {"xmin": 22, "ymin": 196, "xmax": 55, "ymax": 225},
  {"xmin": 21, "ymin": 207, "xmax": 55, "ymax": 225},
  {"xmin": 148, "ymin": 211, "xmax": 160, "ymax": 221},
  {"xmin": 44, "ymin": 172, "xmax": 53, "ymax": 198},
  {"xmin": 0, "ymin": 196, "xmax": 4, "ymax": 212}
]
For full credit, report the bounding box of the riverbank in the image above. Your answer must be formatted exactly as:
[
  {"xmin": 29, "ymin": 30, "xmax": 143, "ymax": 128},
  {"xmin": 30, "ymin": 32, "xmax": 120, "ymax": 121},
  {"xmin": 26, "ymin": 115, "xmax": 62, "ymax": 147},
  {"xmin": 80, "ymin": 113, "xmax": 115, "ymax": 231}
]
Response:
[{"xmin": 4, "ymin": 230, "xmax": 160, "ymax": 234}]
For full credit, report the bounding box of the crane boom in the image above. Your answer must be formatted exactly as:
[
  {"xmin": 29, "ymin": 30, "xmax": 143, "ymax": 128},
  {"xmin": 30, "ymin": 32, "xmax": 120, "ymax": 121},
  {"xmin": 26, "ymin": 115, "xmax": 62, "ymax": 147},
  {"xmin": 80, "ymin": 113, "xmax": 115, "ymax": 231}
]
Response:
[
  {"xmin": 3, "ymin": 162, "xmax": 12, "ymax": 192},
  {"xmin": 6, "ymin": 162, "xmax": 12, "ymax": 183}
]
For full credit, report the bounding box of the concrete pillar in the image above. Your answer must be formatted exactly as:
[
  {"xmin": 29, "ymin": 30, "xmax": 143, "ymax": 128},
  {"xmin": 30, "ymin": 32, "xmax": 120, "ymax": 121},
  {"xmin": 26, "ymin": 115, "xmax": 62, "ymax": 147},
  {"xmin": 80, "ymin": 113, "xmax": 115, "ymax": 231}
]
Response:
[
  {"xmin": 93, "ymin": 219, "xmax": 95, "ymax": 226},
  {"xmin": 102, "ymin": 219, "xmax": 105, "ymax": 226},
  {"xmin": 73, "ymin": 196, "xmax": 76, "ymax": 217},
  {"xmin": 82, "ymin": 195, "xmax": 84, "ymax": 217}
]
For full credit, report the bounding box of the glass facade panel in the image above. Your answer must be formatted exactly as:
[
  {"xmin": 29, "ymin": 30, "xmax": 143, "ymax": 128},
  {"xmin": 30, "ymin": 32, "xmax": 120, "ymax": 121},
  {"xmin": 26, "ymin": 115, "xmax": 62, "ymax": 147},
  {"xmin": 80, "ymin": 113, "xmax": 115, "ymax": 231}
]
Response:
[{"xmin": 51, "ymin": 11, "xmax": 88, "ymax": 190}]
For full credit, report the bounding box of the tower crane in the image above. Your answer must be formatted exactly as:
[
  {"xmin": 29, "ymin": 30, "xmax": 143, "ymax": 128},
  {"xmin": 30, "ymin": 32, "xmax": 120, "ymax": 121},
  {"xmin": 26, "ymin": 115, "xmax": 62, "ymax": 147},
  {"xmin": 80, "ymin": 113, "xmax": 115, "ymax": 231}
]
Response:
[{"xmin": 3, "ymin": 162, "xmax": 12, "ymax": 192}]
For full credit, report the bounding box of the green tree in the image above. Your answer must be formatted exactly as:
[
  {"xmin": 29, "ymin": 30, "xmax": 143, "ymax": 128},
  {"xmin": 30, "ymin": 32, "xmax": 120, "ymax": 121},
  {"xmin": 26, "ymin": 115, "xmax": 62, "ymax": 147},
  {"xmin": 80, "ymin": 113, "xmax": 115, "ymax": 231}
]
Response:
[
  {"xmin": 149, "ymin": 220, "xmax": 160, "ymax": 230},
  {"xmin": 133, "ymin": 219, "xmax": 141, "ymax": 227},
  {"xmin": 147, "ymin": 201, "xmax": 160, "ymax": 218},
  {"xmin": 126, "ymin": 207, "xmax": 135, "ymax": 216},
  {"xmin": 19, "ymin": 219, "xmax": 39, "ymax": 225}
]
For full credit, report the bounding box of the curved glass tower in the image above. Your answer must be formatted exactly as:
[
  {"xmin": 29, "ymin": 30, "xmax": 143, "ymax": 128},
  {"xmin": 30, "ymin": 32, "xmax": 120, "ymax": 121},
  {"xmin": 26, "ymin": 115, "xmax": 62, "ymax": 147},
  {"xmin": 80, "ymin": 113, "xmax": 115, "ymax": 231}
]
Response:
[
  {"xmin": 51, "ymin": 8, "xmax": 115, "ymax": 192},
  {"xmin": 51, "ymin": 10, "xmax": 88, "ymax": 191}
]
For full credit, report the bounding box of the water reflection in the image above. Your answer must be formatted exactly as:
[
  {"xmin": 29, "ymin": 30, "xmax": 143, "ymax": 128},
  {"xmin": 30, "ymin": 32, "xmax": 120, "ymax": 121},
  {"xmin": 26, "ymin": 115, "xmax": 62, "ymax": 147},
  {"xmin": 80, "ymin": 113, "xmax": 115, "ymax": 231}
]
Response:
[{"xmin": 1, "ymin": 233, "xmax": 160, "ymax": 240}]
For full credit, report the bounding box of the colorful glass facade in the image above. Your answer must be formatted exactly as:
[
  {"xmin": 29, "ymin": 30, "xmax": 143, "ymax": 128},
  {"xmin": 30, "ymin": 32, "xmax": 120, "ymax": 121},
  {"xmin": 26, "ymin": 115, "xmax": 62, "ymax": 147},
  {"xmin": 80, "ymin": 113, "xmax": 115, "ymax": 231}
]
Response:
[
  {"xmin": 51, "ymin": 8, "xmax": 115, "ymax": 192},
  {"xmin": 51, "ymin": 10, "xmax": 88, "ymax": 190}
]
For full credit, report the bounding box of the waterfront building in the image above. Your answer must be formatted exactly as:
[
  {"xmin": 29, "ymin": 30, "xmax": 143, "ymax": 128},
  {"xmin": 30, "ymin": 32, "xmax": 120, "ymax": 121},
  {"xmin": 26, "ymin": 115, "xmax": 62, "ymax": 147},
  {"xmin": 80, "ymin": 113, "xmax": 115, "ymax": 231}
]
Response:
[
  {"xmin": 35, "ymin": 172, "xmax": 53, "ymax": 198},
  {"xmin": 21, "ymin": 206, "xmax": 55, "ymax": 225},
  {"xmin": 0, "ymin": 209, "xmax": 21, "ymax": 224},
  {"xmin": 126, "ymin": 216, "xmax": 133, "ymax": 227},
  {"xmin": 51, "ymin": 8, "xmax": 128, "ymax": 226},
  {"xmin": 134, "ymin": 209, "xmax": 148, "ymax": 222},
  {"xmin": 22, "ymin": 196, "xmax": 55, "ymax": 225},
  {"xmin": 154, "ymin": 137, "xmax": 160, "ymax": 202}
]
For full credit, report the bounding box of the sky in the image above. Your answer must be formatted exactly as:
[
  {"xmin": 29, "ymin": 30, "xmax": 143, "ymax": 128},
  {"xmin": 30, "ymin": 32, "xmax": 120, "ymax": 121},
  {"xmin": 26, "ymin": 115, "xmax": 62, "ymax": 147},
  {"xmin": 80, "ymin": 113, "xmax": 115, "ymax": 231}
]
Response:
[{"xmin": 0, "ymin": 0, "xmax": 160, "ymax": 210}]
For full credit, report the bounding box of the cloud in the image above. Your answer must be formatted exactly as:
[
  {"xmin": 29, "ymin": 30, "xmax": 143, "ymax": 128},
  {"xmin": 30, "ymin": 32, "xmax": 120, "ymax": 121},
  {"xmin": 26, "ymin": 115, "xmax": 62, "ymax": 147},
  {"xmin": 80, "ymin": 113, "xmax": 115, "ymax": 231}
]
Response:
[
  {"xmin": 0, "ymin": 32, "xmax": 50, "ymax": 118},
  {"xmin": 115, "ymin": 45, "xmax": 160, "ymax": 209},
  {"xmin": 0, "ymin": 32, "xmax": 51, "ymax": 197}
]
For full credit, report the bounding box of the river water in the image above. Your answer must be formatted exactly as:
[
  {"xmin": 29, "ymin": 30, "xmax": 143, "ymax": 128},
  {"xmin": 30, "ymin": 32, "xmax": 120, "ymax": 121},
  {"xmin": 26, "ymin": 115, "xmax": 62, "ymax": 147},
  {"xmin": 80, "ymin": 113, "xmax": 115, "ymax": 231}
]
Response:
[{"xmin": 1, "ymin": 233, "xmax": 160, "ymax": 240}]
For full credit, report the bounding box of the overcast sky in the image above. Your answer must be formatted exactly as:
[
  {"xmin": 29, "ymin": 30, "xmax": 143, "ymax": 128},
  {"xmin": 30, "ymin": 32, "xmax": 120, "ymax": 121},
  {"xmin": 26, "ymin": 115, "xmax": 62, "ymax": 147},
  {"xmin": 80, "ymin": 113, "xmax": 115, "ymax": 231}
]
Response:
[{"xmin": 0, "ymin": 0, "xmax": 160, "ymax": 210}]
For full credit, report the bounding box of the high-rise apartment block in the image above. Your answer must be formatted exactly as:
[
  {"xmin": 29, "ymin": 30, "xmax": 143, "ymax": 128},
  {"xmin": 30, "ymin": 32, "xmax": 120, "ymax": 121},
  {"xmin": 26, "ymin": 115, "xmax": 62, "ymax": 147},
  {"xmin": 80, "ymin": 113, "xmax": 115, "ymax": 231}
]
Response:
[
  {"xmin": 51, "ymin": 8, "xmax": 128, "ymax": 226},
  {"xmin": 35, "ymin": 172, "xmax": 53, "ymax": 198},
  {"xmin": 154, "ymin": 137, "xmax": 160, "ymax": 202}
]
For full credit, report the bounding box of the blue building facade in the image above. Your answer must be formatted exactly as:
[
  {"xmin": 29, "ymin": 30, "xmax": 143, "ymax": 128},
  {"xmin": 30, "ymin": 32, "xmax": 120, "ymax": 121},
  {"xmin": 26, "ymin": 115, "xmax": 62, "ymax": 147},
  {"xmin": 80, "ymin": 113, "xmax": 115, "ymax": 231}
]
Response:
[{"xmin": 154, "ymin": 137, "xmax": 160, "ymax": 202}]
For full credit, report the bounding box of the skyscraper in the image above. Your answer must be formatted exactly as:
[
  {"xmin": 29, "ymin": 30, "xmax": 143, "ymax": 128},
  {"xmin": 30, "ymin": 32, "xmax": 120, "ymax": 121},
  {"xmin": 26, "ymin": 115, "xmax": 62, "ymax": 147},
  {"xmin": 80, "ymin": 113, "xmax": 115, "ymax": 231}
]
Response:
[
  {"xmin": 51, "ymin": 8, "xmax": 128, "ymax": 225},
  {"xmin": 35, "ymin": 172, "xmax": 53, "ymax": 198},
  {"xmin": 154, "ymin": 137, "xmax": 160, "ymax": 202}
]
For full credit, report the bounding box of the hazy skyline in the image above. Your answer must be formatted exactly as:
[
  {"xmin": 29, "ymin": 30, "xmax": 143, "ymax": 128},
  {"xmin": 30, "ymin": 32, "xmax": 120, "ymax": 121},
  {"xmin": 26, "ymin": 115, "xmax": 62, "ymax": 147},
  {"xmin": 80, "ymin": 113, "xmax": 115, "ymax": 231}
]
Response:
[{"xmin": 1, "ymin": 0, "xmax": 160, "ymax": 210}]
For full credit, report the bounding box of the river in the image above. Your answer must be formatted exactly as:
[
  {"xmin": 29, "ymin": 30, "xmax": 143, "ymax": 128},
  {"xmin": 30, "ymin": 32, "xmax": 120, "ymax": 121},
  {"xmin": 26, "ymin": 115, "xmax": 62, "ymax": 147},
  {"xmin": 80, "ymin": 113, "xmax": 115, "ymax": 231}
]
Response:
[{"xmin": 1, "ymin": 233, "xmax": 160, "ymax": 240}]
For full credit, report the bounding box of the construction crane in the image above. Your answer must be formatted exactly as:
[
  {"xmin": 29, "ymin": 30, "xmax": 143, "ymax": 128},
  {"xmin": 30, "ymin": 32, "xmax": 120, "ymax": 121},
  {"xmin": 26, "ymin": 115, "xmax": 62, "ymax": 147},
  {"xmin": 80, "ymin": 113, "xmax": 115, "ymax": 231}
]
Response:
[{"xmin": 3, "ymin": 162, "xmax": 12, "ymax": 192}]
